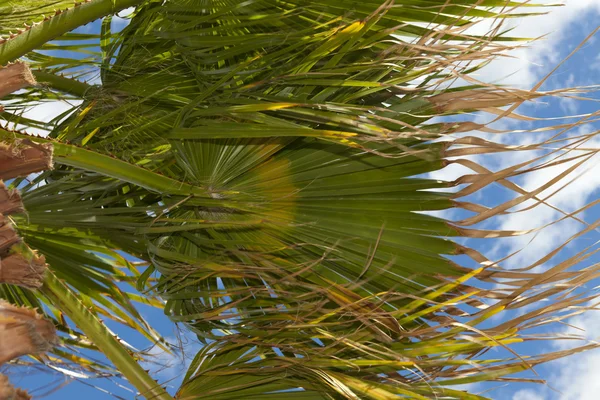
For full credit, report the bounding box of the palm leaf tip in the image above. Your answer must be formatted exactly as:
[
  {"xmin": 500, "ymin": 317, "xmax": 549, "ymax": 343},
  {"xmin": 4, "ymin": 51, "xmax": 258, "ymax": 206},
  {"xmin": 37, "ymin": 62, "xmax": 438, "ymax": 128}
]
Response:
[
  {"xmin": 0, "ymin": 374, "xmax": 31, "ymax": 400},
  {"xmin": 0, "ymin": 300, "xmax": 57, "ymax": 364}
]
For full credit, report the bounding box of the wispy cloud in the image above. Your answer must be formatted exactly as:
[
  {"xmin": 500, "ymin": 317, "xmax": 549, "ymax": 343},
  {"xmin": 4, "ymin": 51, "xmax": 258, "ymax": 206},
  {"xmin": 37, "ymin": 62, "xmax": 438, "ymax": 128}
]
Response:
[
  {"xmin": 512, "ymin": 389, "xmax": 545, "ymax": 400},
  {"xmin": 591, "ymin": 54, "xmax": 600, "ymax": 71},
  {"xmin": 466, "ymin": 0, "xmax": 600, "ymax": 88},
  {"xmin": 538, "ymin": 307, "xmax": 600, "ymax": 399},
  {"xmin": 489, "ymin": 135, "xmax": 600, "ymax": 268},
  {"xmin": 429, "ymin": 5, "xmax": 600, "ymax": 398}
]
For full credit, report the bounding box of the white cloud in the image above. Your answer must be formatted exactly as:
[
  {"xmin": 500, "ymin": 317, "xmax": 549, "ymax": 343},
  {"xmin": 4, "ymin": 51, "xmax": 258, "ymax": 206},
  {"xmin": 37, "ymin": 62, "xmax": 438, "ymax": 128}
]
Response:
[
  {"xmin": 21, "ymin": 100, "xmax": 81, "ymax": 135},
  {"xmin": 591, "ymin": 54, "xmax": 600, "ymax": 70},
  {"xmin": 512, "ymin": 389, "xmax": 545, "ymax": 400},
  {"xmin": 1, "ymin": 99, "xmax": 81, "ymax": 137},
  {"xmin": 113, "ymin": 7, "xmax": 134, "ymax": 31},
  {"xmin": 488, "ymin": 140, "xmax": 600, "ymax": 268},
  {"xmin": 553, "ymin": 351, "xmax": 600, "ymax": 400},
  {"xmin": 553, "ymin": 307, "xmax": 600, "ymax": 351},
  {"xmin": 117, "ymin": 7, "xmax": 136, "ymax": 18},
  {"xmin": 467, "ymin": 0, "xmax": 600, "ymax": 88},
  {"xmin": 542, "ymin": 309, "xmax": 600, "ymax": 399},
  {"xmin": 558, "ymin": 74, "xmax": 579, "ymax": 114},
  {"xmin": 425, "ymin": 6, "xmax": 600, "ymax": 397},
  {"xmin": 427, "ymin": 0, "xmax": 600, "ymax": 269}
]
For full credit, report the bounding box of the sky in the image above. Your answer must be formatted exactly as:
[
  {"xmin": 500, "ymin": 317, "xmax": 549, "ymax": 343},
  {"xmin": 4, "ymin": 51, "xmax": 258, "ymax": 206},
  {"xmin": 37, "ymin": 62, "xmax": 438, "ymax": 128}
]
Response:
[
  {"xmin": 428, "ymin": 1, "xmax": 600, "ymax": 399},
  {"xmin": 4, "ymin": 1, "xmax": 600, "ymax": 399}
]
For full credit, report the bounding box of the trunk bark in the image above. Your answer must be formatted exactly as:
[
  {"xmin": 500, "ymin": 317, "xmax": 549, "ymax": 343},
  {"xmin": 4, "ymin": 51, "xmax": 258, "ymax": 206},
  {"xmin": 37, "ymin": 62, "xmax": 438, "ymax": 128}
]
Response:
[
  {"xmin": 0, "ymin": 61, "xmax": 56, "ymax": 393},
  {"xmin": 0, "ymin": 215, "xmax": 20, "ymax": 254},
  {"xmin": 0, "ymin": 140, "xmax": 53, "ymax": 180},
  {"xmin": 0, "ymin": 63, "xmax": 36, "ymax": 102},
  {"xmin": 0, "ymin": 247, "xmax": 46, "ymax": 289},
  {"xmin": 0, "ymin": 375, "xmax": 31, "ymax": 400},
  {"xmin": 0, "ymin": 181, "xmax": 23, "ymax": 215},
  {"xmin": 0, "ymin": 301, "xmax": 57, "ymax": 365}
]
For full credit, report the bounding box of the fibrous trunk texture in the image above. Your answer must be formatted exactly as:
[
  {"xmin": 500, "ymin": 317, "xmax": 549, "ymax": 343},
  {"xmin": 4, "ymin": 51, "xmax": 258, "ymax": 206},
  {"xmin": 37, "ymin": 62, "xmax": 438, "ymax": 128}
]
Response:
[
  {"xmin": 0, "ymin": 62, "xmax": 36, "ymax": 102},
  {"xmin": 0, "ymin": 198, "xmax": 47, "ymax": 288},
  {"xmin": 0, "ymin": 63, "xmax": 55, "ymax": 395},
  {"xmin": 0, "ymin": 374, "xmax": 31, "ymax": 400},
  {"xmin": 0, "ymin": 182, "xmax": 23, "ymax": 215},
  {"xmin": 0, "ymin": 140, "xmax": 53, "ymax": 180},
  {"xmin": 0, "ymin": 246, "xmax": 46, "ymax": 289},
  {"xmin": 0, "ymin": 301, "xmax": 57, "ymax": 365},
  {"xmin": 0, "ymin": 216, "xmax": 19, "ymax": 254},
  {"xmin": 0, "ymin": 142, "xmax": 50, "ymax": 288}
]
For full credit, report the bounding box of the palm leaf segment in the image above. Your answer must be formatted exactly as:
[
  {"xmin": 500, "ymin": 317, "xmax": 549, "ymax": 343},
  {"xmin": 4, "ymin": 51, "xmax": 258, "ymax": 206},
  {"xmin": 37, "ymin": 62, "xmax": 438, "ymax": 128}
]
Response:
[{"xmin": 0, "ymin": 0, "xmax": 593, "ymax": 398}]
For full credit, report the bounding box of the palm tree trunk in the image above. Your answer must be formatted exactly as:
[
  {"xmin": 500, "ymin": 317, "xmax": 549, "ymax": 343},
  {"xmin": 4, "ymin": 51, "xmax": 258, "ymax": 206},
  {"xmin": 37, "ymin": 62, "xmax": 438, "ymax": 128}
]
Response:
[
  {"xmin": 0, "ymin": 211, "xmax": 46, "ymax": 288},
  {"xmin": 0, "ymin": 374, "xmax": 30, "ymax": 400},
  {"xmin": 0, "ymin": 215, "xmax": 19, "ymax": 253},
  {"xmin": 0, "ymin": 60, "xmax": 172, "ymax": 400},
  {"xmin": 0, "ymin": 301, "xmax": 57, "ymax": 365},
  {"xmin": 0, "ymin": 59, "xmax": 172, "ymax": 397},
  {"xmin": 0, "ymin": 62, "xmax": 55, "ymax": 393},
  {"xmin": 0, "ymin": 63, "xmax": 52, "ymax": 179},
  {"xmin": 0, "ymin": 62, "xmax": 36, "ymax": 100},
  {"xmin": 0, "ymin": 140, "xmax": 53, "ymax": 180},
  {"xmin": 0, "ymin": 181, "xmax": 23, "ymax": 215},
  {"xmin": 0, "ymin": 245, "xmax": 46, "ymax": 289}
]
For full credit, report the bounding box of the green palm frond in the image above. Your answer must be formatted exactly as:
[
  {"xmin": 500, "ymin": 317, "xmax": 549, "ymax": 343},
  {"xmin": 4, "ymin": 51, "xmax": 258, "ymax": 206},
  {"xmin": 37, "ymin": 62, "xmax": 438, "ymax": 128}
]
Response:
[{"xmin": 0, "ymin": 0, "xmax": 145, "ymax": 64}]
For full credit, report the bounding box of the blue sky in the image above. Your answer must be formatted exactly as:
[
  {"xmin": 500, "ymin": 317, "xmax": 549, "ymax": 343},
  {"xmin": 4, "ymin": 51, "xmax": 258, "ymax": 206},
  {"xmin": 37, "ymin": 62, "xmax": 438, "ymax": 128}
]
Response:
[
  {"xmin": 428, "ymin": 1, "xmax": 600, "ymax": 398},
  {"xmin": 6, "ymin": 1, "xmax": 600, "ymax": 399}
]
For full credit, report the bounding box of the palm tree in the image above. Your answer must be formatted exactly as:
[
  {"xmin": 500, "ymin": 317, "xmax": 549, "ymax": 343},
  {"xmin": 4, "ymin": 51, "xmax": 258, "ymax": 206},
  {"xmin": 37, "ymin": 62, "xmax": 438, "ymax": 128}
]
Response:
[{"xmin": 0, "ymin": 0, "xmax": 598, "ymax": 399}]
